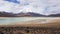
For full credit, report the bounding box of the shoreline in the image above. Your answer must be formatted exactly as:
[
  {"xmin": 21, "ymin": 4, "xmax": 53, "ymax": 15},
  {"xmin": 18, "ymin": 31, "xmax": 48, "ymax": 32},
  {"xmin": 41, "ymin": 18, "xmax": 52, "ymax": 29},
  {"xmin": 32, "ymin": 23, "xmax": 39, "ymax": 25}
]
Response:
[{"xmin": 0, "ymin": 18, "xmax": 60, "ymax": 28}]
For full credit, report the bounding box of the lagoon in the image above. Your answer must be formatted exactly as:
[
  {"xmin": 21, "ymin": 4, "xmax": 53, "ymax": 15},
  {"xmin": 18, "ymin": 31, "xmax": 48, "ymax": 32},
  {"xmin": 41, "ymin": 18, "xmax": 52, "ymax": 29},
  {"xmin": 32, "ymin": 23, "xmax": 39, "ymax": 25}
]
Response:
[
  {"xmin": 0, "ymin": 17, "xmax": 40, "ymax": 25},
  {"xmin": 0, "ymin": 17, "xmax": 60, "ymax": 25}
]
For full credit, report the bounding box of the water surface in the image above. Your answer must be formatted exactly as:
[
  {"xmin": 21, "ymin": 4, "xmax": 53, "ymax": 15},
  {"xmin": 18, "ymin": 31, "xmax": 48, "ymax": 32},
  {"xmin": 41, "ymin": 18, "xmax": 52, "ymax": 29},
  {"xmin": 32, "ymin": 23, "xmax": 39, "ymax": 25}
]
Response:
[
  {"xmin": 0, "ymin": 17, "xmax": 40, "ymax": 25},
  {"xmin": 0, "ymin": 17, "xmax": 59, "ymax": 25}
]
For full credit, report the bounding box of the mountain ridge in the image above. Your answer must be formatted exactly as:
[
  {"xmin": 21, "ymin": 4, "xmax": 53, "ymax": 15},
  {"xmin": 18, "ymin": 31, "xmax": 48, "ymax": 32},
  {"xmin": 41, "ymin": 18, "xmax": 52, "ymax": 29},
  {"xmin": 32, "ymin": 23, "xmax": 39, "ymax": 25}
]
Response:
[{"xmin": 0, "ymin": 11, "xmax": 60, "ymax": 17}]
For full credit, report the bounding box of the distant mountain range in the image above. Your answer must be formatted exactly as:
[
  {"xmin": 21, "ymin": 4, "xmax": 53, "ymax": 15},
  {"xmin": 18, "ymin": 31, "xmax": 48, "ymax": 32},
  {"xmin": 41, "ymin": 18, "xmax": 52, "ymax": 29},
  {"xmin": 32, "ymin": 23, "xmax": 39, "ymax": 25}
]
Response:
[
  {"xmin": 0, "ymin": 11, "xmax": 60, "ymax": 17},
  {"xmin": 16, "ymin": 12, "xmax": 46, "ymax": 17},
  {"xmin": 0, "ymin": 12, "xmax": 16, "ymax": 17}
]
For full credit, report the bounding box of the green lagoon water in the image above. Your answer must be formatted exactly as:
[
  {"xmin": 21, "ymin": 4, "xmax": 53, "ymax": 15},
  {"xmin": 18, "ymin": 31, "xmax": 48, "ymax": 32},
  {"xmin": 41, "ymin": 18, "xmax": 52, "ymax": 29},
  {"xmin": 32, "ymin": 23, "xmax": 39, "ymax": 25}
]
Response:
[
  {"xmin": 0, "ymin": 17, "xmax": 58, "ymax": 25},
  {"xmin": 0, "ymin": 17, "xmax": 40, "ymax": 25}
]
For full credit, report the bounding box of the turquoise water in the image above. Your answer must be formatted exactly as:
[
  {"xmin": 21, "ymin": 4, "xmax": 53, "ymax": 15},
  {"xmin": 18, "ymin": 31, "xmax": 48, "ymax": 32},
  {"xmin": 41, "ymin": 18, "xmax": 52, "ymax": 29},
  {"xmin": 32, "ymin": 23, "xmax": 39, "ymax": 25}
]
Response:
[
  {"xmin": 0, "ymin": 17, "xmax": 56, "ymax": 25},
  {"xmin": 0, "ymin": 17, "xmax": 40, "ymax": 25}
]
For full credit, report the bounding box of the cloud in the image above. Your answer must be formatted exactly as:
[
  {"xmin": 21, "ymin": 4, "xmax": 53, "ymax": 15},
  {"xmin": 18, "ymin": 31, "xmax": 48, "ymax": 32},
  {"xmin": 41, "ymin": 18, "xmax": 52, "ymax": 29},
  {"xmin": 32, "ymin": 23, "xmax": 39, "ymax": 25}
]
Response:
[
  {"xmin": 0, "ymin": 0, "xmax": 60, "ymax": 15},
  {"xmin": 0, "ymin": 0, "xmax": 20, "ymax": 13}
]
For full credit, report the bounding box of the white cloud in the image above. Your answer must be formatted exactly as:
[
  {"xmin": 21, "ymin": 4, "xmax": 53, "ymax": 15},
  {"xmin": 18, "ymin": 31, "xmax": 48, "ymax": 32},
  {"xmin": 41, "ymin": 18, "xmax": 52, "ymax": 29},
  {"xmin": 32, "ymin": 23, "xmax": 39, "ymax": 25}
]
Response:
[{"xmin": 0, "ymin": 0, "xmax": 60, "ymax": 15}]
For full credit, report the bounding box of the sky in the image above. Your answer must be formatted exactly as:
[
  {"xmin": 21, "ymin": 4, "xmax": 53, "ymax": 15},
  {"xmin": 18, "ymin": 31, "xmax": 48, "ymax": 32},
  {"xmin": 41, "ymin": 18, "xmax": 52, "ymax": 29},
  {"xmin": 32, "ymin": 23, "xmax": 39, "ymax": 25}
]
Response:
[{"xmin": 0, "ymin": 0, "xmax": 60, "ymax": 15}]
